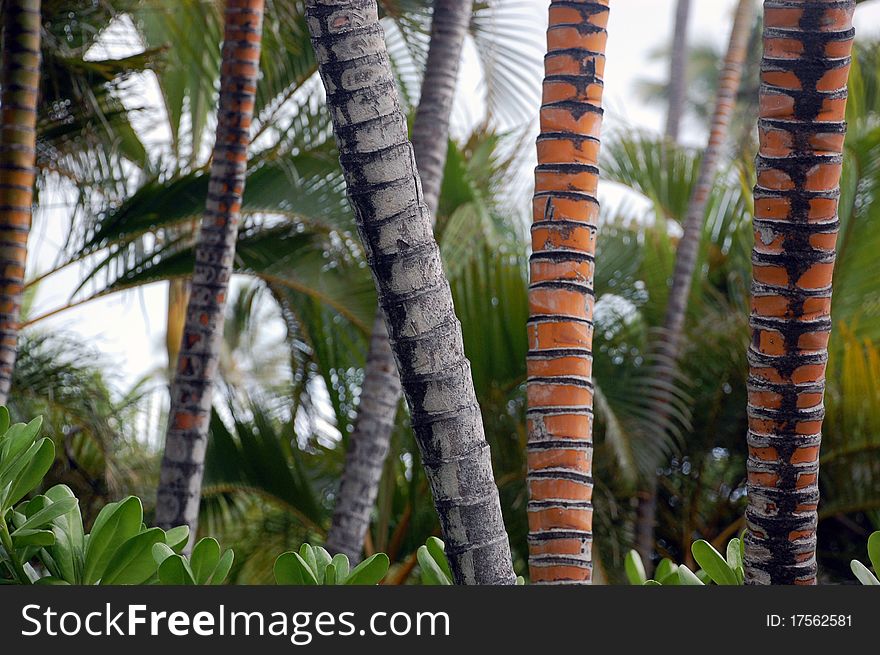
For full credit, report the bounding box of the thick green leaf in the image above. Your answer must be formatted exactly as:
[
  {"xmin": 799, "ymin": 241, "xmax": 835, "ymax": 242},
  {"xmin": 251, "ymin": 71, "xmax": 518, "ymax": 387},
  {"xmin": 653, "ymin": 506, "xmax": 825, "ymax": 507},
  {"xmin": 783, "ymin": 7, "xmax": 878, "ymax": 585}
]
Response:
[
  {"xmin": 12, "ymin": 529, "xmax": 55, "ymax": 548},
  {"xmin": 0, "ymin": 417, "xmax": 43, "ymax": 464},
  {"xmin": 3, "ymin": 438, "xmax": 54, "ymax": 508},
  {"xmin": 692, "ymin": 540, "xmax": 739, "ymax": 585},
  {"xmin": 34, "ymin": 577, "xmax": 70, "ymax": 585},
  {"xmin": 209, "ymin": 550, "xmax": 234, "ymax": 585},
  {"xmin": 100, "ymin": 528, "xmax": 164, "ymax": 585},
  {"xmin": 191, "ymin": 538, "xmax": 221, "ymax": 585},
  {"xmin": 313, "ymin": 546, "xmax": 332, "ymax": 584},
  {"xmin": 12, "ymin": 497, "xmax": 78, "ymax": 534},
  {"xmin": 867, "ymin": 531, "xmax": 880, "ymax": 575},
  {"xmin": 274, "ymin": 552, "xmax": 305, "ymax": 585},
  {"xmin": 0, "ymin": 406, "xmax": 10, "ymax": 435},
  {"xmin": 84, "ymin": 496, "xmax": 143, "ymax": 584},
  {"xmin": 324, "ymin": 563, "xmax": 336, "ymax": 586},
  {"xmin": 425, "ymin": 537, "xmax": 453, "ymax": 581},
  {"xmin": 624, "ymin": 550, "xmax": 647, "ymax": 585},
  {"xmin": 677, "ymin": 565, "xmax": 705, "ymax": 585},
  {"xmin": 851, "ymin": 560, "xmax": 880, "ymax": 585},
  {"xmin": 644, "ymin": 579, "xmax": 662, "ymax": 586},
  {"xmin": 417, "ymin": 546, "xmax": 451, "ymax": 586},
  {"xmin": 330, "ymin": 553, "xmax": 350, "ymax": 584},
  {"xmin": 726, "ymin": 538, "xmax": 743, "ymax": 571},
  {"xmin": 298, "ymin": 544, "xmax": 318, "ymax": 580},
  {"xmin": 164, "ymin": 526, "xmax": 190, "ymax": 553},
  {"xmin": 346, "ymin": 553, "xmax": 389, "ymax": 586},
  {"xmin": 158, "ymin": 554, "xmax": 196, "ymax": 585},
  {"xmin": 151, "ymin": 542, "xmax": 175, "ymax": 566},
  {"xmin": 42, "ymin": 485, "xmax": 84, "ymax": 584},
  {"xmin": 655, "ymin": 558, "xmax": 677, "ymax": 581}
]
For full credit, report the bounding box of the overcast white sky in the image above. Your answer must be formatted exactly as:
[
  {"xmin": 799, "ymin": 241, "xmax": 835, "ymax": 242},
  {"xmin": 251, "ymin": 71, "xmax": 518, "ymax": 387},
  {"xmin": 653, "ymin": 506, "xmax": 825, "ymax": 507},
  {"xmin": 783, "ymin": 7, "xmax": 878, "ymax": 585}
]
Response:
[{"xmin": 26, "ymin": 0, "xmax": 880, "ymax": 431}]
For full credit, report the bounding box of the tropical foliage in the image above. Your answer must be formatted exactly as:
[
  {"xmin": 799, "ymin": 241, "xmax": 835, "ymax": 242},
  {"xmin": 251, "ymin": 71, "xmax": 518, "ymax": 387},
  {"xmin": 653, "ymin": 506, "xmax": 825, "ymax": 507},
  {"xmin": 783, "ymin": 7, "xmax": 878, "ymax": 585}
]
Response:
[{"xmin": 3, "ymin": 0, "xmax": 880, "ymax": 585}]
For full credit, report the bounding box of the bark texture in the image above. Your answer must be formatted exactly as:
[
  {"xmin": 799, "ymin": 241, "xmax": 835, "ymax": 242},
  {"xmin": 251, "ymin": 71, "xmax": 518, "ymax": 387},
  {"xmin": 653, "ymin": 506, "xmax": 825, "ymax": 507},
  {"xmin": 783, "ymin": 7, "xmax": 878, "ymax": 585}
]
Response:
[
  {"xmin": 155, "ymin": 0, "xmax": 264, "ymax": 543},
  {"xmin": 635, "ymin": 0, "xmax": 754, "ymax": 574},
  {"xmin": 664, "ymin": 0, "xmax": 691, "ymax": 142},
  {"xmin": 307, "ymin": 0, "xmax": 515, "ymax": 584},
  {"xmin": 325, "ymin": 0, "xmax": 473, "ymax": 564},
  {"xmin": 526, "ymin": 0, "xmax": 609, "ymax": 585},
  {"xmin": 0, "ymin": 0, "xmax": 41, "ymax": 406},
  {"xmin": 744, "ymin": 0, "xmax": 854, "ymax": 585}
]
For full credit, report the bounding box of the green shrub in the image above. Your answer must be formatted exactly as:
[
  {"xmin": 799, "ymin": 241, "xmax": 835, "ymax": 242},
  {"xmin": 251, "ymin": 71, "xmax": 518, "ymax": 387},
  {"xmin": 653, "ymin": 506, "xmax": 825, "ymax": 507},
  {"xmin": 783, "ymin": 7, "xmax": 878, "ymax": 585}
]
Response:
[{"xmin": 625, "ymin": 537, "xmax": 744, "ymax": 586}]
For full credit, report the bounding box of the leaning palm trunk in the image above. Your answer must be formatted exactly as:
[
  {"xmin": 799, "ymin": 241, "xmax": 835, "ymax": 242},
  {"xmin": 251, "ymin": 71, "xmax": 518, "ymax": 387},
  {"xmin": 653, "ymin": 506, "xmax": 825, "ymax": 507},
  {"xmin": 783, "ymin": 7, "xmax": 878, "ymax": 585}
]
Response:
[
  {"xmin": 525, "ymin": 0, "xmax": 609, "ymax": 585},
  {"xmin": 0, "ymin": 0, "xmax": 41, "ymax": 406},
  {"xmin": 664, "ymin": 0, "xmax": 691, "ymax": 142},
  {"xmin": 307, "ymin": 0, "xmax": 515, "ymax": 584},
  {"xmin": 324, "ymin": 0, "xmax": 473, "ymax": 564},
  {"xmin": 155, "ymin": 0, "xmax": 264, "ymax": 544},
  {"xmin": 744, "ymin": 0, "xmax": 854, "ymax": 585},
  {"xmin": 634, "ymin": 0, "xmax": 754, "ymax": 573}
]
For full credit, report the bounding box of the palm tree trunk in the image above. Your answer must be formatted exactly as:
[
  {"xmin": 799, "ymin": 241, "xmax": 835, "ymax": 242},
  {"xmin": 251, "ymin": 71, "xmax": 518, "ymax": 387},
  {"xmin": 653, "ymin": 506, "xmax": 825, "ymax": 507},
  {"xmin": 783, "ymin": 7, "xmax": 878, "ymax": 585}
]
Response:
[
  {"xmin": 526, "ymin": 0, "xmax": 610, "ymax": 585},
  {"xmin": 307, "ymin": 0, "xmax": 515, "ymax": 585},
  {"xmin": 634, "ymin": 0, "xmax": 754, "ymax": 575},
  {"xmin": 744, "ymin": 0, "xmax": 854, "ymax": 585},
  {"xmin": 155, "ymin": 0, "xmax": 264, "ymax": 545},
  {"xmin": 324, "ymin": 0, "xmax": 473, "ymax": 564},
  {"xmin": 664, "ymin": 0, "xmax": 691, "ymax": 143},
  {"xmin": 0, "ymin": 0, "xmax": 41, "ymax": 407}
]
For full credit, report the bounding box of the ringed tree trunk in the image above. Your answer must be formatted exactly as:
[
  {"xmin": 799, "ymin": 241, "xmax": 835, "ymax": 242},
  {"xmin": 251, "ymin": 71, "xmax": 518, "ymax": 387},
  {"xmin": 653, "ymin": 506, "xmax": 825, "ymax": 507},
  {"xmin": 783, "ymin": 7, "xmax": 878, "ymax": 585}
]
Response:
[
  {"xmin": 155, "ymin": 0, "xmax": 265, "ymax": 546},
  {"xmin": 324, "ymin": 0, "xmax": 474, "ymax": 564},
  {"xmin": 0, "ymin": 0, "xmax": 41, "ymax": 407},
  {"xmin": 744, "ymin": 0, "xmax": 854, "ymax": 585},
  {"xmin": 634, "ymin": 0, "xmax": 754, "ymax": 573},
  {"xmin": 306, "ymin": 0, "xmax": 515, "ymax": 585},
  {"xmin": 664, "ymin": 0, "xmax": 691, "ymax": 142},
  {"xmin": 526, "ymin": 0, "xmax": 609, "ymax": 585}
]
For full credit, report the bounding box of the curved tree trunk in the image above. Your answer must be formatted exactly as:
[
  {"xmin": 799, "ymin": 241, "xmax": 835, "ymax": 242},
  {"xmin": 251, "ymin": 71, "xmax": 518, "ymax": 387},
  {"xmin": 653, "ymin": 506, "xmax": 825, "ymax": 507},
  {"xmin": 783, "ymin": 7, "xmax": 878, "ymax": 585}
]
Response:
[
  {"xmin": 155, "ymin": 0, "xmax": 264, "ymax": 546},
  {"xmin": 307, "ymin": 0, "xmax": 515, "ymax": 585},
  {"xmin": 0, "ymin": 0, "xmax": 41, "ymax": 407},
  {"xmin": 664, "ymin": 0, "xmax": 691, "ymax": 143},
  {"xmin": 526, "ymin": 0, "xmax": 610, "ymax": 585},
  {"xmin": 634, "ymin": 0, "xmax": 754, "ymax": 575},
  {"xmin": 325, "ymin": 0, "xmax": 472, "ymax": 563},
  {"xmin": 744, "ymin": 0, "xmax": 854, "ymax": 585}
]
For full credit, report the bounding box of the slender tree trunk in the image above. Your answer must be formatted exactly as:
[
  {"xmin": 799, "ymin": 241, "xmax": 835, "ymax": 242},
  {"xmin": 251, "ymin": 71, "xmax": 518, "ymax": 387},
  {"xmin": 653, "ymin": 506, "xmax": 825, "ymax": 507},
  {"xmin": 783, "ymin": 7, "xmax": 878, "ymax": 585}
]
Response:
[
  {"xmin": 744, "ymin": 0, "xmax": 854, "ymax": 585},
  {"xmin": 664, "ymin": 0, "xmax": 691, "ymax": 142},
  {"xmin": 634, "ymin": 0, "xmax": 754, "ymax": 575},
  {"xmin": 307, "ymin": 0, "xmax": 515, "ymax": 584},
  {"xmin": 325, "ymin": 0, "xmax": 472, "ymax": 563},
  {"xmin": 0, "ymin": 0, "xmax": 40, "ymax": 407},
  {"xmin": 155, "ymin": 0, "xmax": 264, "ymax": 546},
  {"xmin": 526, "ymin": 0, "xmax": 609, "ymax": 585}
]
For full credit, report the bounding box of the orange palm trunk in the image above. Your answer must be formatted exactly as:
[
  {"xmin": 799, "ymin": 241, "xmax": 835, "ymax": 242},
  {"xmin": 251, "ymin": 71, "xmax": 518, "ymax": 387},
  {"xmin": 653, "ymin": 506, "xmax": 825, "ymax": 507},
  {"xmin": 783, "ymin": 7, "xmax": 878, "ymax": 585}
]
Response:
[
  {"xmin": 744, "ymin": 0, "xmax": 855, "ymax": 585},
  {"xmin": 0, "ymin": 0, "xmax": 41, "ymax": 405},
  {"xmin": 526, "ymin": 0, "xmax": 609, "ymax": 585}
]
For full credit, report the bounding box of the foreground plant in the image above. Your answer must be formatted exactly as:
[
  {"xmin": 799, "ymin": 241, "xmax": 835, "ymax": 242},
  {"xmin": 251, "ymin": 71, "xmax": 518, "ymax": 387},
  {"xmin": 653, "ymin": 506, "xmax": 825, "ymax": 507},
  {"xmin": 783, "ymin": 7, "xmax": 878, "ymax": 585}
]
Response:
[
  {"xmin": 273, "ymin": 544, "xmax": 389, "ymax": 586},
  {"xmin": 625, "ymin": 537, "xmax": 745, "ymax": 586},
  {"xmin": 850, "ymin": 531, "xmax": 879, "ymax": 585}
]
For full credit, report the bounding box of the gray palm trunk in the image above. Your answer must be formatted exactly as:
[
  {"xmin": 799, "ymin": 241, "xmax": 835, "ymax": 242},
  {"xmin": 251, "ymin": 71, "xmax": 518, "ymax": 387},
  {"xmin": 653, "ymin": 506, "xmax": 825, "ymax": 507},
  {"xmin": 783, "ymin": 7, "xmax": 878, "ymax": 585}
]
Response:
[
  {"xmin": 307, "ymin": 0, "xmax": 515, "ymax": 584},
  {"xmin": 664, "ymin": 0, "xmax": 691, "ymax": 142},
  {"xmin": 155, "ymin": 0, "xmax": 264, "ymax": 548},
  {"xmin": 324, "ymin": 0, "xmax": 473, "ymax": 564},
  {"xmin": 635, "ymin": 0, "xmax": 754, "ymax": 572}
]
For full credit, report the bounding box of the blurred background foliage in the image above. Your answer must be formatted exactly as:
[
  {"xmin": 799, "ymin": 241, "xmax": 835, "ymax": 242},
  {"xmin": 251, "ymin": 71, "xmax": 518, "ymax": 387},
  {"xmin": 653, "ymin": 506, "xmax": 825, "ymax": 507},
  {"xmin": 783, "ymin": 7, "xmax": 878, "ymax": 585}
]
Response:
[{"xmin": 9, "ymin": 0, "xmax": 880, "ymax": 583}]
